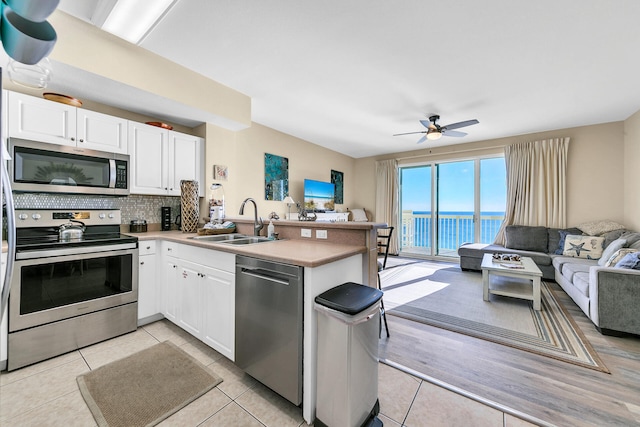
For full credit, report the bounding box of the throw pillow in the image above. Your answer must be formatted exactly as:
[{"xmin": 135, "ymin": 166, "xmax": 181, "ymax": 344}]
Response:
[
  {"xmin": 614, "ymin": 252, "xmax": 640, "ymax": 270},
  {"xmin": 505, "ymin": 225, "xmax": 548, "ymax": 252},
  {"xmin": 350, "ymin": 208, "xmax": 368, "ymax": 222},
  {"xmin": 576, "ymin": 220, "xmax": 625, "ymax": 236},
  {"xmin": 554, "ymin": 228, "xmax": 583, "ymax": 255},
  {"xmin": 603, "ymin": 229, "xmax": 627, "ymax": 248},
  {"xmin": 597, "ymin": 238, "xmax": 628, "ymax": 266},
  {"xmin": 563, "ymin": 235, "xmax": 605, "ymax": 259},
  {"xmin": 605, "ymin": 248, "xmax": 639, "ymax": 267}
]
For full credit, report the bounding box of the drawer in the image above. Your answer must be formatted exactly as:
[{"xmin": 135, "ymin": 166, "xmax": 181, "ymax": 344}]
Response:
[{"xmin": 138, "ymin": 240, "xmax": 157, "ymax": 255}]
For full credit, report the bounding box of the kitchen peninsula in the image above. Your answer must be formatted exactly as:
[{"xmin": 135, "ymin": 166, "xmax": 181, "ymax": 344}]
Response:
[
  {"xmin": 230, "ymin": 217, "xmax": 386, "ymax": 287},
  {"xmin": 130, "ymin": 226, "xmax": 375, "ymax": 424}
]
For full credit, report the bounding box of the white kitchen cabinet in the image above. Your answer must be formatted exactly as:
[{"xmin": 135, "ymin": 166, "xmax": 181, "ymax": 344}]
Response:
[
  {"xmin": 168, "ymin": 130, "xmax": 204, "ymax": 196},
  {"xmin": 160, "ymin": 241, "xmax": 235, "ymax": 357},
  {"xmin": 77, "ymin": 109, "xmax": 128, "ymax": 153},
  {"xmin": 137, "ymin": 240, "xmax": 160, "ymax": 325},
  {"xmin": 9, "ymin": 91, "xmax": 77, "ymax": 146},
  {"xmin": 128, "ymin": 121, "xmax": 204, "ymax": 196},
  {"xmin": 8, "ymin": 92, "xmax": 128, "ymax": 154},
  {"xmin": 175, "ymin": 259, "xmax": 203, "ymax": 338},
  {"xmin": 163, "ymin": 255, "xmax": 179, "ymax": 324},
  {"xmin": 201, "ymin": 264, "xmax": 235, "ymax": 360}
]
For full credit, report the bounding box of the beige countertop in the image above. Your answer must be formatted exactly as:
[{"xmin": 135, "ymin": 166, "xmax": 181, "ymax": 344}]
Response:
[{"xmin": 126, "ymin": 230, "xmax": 366, "ymax": 268}]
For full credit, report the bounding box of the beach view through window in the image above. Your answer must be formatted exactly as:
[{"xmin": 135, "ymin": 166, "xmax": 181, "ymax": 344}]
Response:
[{"xmin": 400, "ymin": 157, "xmax": 506, "ymax": 257}]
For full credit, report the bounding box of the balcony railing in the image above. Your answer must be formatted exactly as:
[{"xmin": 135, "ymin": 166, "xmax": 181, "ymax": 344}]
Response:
[{"xmin": 401, "ymin": 211, "xmax": 504, "ymax": 256}]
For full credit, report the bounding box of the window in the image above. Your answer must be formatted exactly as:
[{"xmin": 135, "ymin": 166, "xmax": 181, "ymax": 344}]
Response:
[{"xmin": 400, "ymin": 157, "xmax": 506, "ymax": 257}]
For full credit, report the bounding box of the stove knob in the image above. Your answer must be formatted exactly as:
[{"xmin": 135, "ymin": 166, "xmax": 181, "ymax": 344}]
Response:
[
  {"xmin": 99, "ymin": 213, "xmax": 106, "ymax": 219},
  {"xmin": 108, "ymin": 213, "xmax": 115, "ymax": 219},
  {"xmin": 32, "ymin": 213, "xmax": 41, "ymax": 221},
  {"xmin": 18, "ymin": 213, "xmax": 28, "ymax": 221}
]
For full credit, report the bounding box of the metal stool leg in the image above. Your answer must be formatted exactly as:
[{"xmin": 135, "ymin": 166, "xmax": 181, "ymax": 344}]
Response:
[{"xmin": 378, "ymin": 273, "xmax": 390, "ymax": 338}]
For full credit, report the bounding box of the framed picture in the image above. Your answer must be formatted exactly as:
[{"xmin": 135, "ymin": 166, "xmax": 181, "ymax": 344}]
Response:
[
  {"xmin": 264, "ymin": 153, "xmax": 289, "ymax": 201},
  {"xmin": 214, "ymin": 165, "xmax": 228, "ymax": 181},
  {"xmin": 331, "ymin": 170, "xmax": 344, "ymax": 204}
]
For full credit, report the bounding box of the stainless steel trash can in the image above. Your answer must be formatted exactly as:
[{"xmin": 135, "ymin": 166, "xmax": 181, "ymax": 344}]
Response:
[{"xmin": 314, "ymin": 282, "xmax": 384, "ymax": 427}]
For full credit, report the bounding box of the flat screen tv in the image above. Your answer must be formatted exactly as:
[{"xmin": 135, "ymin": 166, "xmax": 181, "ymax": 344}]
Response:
[{"xmin": 303, "ymin": 179, "xmax": 335, "ymax": 212}]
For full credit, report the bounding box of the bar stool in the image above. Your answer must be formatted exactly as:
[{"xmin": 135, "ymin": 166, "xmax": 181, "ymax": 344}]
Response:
[{"xmin": 376, "ymin": 226, "xmax": 394, "ymax": 338}]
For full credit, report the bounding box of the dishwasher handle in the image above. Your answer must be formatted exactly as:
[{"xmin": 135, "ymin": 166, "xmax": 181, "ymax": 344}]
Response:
[{"xmin": 239, "ymin": 267, "xmax": 290, "ymax": 285}]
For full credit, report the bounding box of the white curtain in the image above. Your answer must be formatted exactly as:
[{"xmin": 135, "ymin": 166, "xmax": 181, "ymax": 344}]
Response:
[
  {"xmin": 375, "ymin": 159, "xmax": 399, "ymax": 255},
  {"xmin": 494, "ymin": 137, "xmax": 570, "ymax": 245}
]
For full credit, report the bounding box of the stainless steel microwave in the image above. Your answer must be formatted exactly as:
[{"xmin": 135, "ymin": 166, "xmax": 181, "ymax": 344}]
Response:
[{"xmin": 8, "ymin": 138, "xmax": 129, "ymax": 196}]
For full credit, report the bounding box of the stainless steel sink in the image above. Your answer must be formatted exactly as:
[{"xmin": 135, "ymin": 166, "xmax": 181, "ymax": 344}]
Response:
[
  {"xmin": 188, "ymin": 233, "xmax": 249, "ymax": 242},
  {"xmin": 217, "ymin": 237, "xmax": 272, "ymax": 245}
]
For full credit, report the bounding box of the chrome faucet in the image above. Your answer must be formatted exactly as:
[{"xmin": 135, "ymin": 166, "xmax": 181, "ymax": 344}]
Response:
[{"xmin": 239, "ymin": 198, "xmax": 264, "ymax": 236}]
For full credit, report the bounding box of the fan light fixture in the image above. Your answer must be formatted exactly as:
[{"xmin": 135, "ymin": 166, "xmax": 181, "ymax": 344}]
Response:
[{"xmin": 426, "ymin": 129, "xmax": 442, "ymax": 140}]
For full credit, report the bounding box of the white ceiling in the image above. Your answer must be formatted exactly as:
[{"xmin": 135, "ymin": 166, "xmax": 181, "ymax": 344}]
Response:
[{"xmin": 57, "ymin": 0, "xmax": 640, "ymax": 158}]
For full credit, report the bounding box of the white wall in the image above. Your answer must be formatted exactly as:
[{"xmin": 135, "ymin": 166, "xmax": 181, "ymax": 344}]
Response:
[
  {"xmin": 624, "ymin": 109, "xmax": 640, "ymax": 231},
  {"xmin": 204, "ymin": 122, "xmax": 355, "ymax": 220}
]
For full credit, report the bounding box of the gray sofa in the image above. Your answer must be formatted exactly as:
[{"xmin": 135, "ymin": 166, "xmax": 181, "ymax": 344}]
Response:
[{"xmin": 458, "ymin": 225, "xmax": 640, "ymax": 336}]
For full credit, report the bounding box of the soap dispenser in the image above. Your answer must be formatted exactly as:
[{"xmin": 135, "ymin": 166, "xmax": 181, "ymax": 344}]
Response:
[{"xmin": 267, "ymin": 220, "xmax": 275, "ymax": 239}]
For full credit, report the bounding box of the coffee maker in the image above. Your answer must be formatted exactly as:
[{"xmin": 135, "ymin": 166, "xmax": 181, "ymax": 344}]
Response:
[{"xmin": 161, "ymin": 207, "xmax": 172, "ymax": 231}]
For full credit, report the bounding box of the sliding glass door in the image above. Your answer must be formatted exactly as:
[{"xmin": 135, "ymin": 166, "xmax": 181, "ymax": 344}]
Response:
[
  {"xmin": 437, "ymin": 161, "xmax": 475, "ymax": 256},
  {"xmin": 400, "ymin": 157, "xmax": 506, "ymax": 258},
  {"xmin": 400, "ymin": 166, "xmax": 432, "ymax": 256}
]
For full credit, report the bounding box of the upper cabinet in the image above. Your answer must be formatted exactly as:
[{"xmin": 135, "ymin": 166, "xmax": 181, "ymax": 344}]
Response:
[
  {"xmin": 8, "ymin": 92, "xmax": 128, "ymax": 154},
  {"xmin": 9, "ymin": 92, "xmax": 77, "ymax": 146},
  {"xmin": 128, "ymin": 121, "xmax": 204, "ymax": 196}
]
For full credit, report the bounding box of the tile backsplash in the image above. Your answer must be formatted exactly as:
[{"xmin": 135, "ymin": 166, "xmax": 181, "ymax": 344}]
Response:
[{"xmin": 13, "ymin": 193, "xmax": 183, "ymax": 224}]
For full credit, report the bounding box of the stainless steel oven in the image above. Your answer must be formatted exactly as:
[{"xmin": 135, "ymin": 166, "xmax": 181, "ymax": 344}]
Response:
[
  {"xmin": 8, "ymin": 209, "xmax": 138, "ymax": 371},
  {"xmin": 8, "ymin": 138, "xmax": 129, "ymax": 196}
]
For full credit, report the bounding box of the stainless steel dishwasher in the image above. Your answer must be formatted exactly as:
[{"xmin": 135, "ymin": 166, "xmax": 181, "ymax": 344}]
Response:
[{"xmin": 235, "ymin": 255, "xmax": 304, "ymax": 405}]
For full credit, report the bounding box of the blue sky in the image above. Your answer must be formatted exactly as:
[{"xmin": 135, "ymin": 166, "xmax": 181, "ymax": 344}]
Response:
[{"xmin": 401, "ymin": 158, "xmax": 506, "ymax": 213}]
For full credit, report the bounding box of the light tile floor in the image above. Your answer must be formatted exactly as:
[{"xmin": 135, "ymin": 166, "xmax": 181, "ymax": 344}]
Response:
[{"xmin": 0, "ymin": 319, "xmax": 539, "ymax": 426}]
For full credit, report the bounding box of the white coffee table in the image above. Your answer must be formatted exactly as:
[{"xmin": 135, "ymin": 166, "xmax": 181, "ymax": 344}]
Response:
[{"xmin": 481, "ymin": 253, "xmax": 543, "ymax": 310}]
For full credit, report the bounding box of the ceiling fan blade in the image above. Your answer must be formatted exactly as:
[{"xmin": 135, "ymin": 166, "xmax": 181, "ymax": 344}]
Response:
[
  {"xmin": 393, "ymin": 131, "xmax": 427, "ymax": 136},
  {"xmin": 442, "ymin": 119, "xmax": 479, "ymax": 131},
  {"xmin": 419, "ymin": 119, "xmax": 431, "ymax": 129},
  {"xmin": 416, "ymin": 135, "xmax": 427, "ymax": 144},
  {"xmin": 443, "ymin": 130, "xmax": 467, "ymax": 137}
]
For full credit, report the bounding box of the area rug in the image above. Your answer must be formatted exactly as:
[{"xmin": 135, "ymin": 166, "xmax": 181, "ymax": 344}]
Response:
[
  {"xmin": 380, "ymin": 261, "xmax": 609, "ymax": 372},
  {"xmin": 77, "ymin": 341, "xmax": 223, "ymax": 427}
]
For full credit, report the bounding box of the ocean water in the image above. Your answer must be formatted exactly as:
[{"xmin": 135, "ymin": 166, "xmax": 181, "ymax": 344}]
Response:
[{"xmin": 403, "ymin": 211, "xmax": 505, "ymax": 249}]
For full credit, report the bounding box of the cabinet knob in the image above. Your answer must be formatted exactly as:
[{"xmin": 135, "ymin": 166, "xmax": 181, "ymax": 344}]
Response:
[
  {"xmin": 79, "ymin": 139, "xmax": 84, "ymax": 142},
  {"xmin": 70, "ymin": 137, "xmax": 75, "ymax": 141},
  {"xmin": 140, "ymin": 261, "xmax": 145, "ymax": 265},
  {"xmin": 168, "ymin": 248, "xmax": 172, "ymax": 251},
  {"xmin": 146, "ymin": 246, "xmax": 151, "ymax": 250}
]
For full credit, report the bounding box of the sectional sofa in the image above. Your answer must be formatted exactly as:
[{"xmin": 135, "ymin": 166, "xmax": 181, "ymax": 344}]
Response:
[{"xmin": 458, "ymin": 223, "xmax": 640, "ymax": 336}]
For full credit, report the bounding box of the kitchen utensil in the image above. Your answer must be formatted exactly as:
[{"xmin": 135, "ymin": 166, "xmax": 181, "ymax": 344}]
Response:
[
  {"xmin": 129, "ymin": 219, "xmax": 147, "ymax": 233},
  {"xmin": 1, "ymin": 5, "xmax": 57, "ymax": 65},
  {"xmin": 58, "ymin": 219, "xmax": 85, "ymax": 241},
  {"xmin": 3, "ymin": 0, "xmax": 60, "ymax": 22},
  {"xmin": 145, "ymin": 121, "xmax": 173, "ymax": 130},
  {"xmin": 43, "ymin": 92, "xmax": 82, "ymax": 107}
]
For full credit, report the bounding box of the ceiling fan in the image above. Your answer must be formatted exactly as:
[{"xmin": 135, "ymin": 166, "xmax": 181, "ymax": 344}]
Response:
[{"xmin": 394, "ymin": 115, "xmax": 479, "ymax": 143}]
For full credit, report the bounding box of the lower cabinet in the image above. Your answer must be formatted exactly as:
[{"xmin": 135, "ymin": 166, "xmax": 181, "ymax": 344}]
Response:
[
  {"xmin": 159, "ymin": 242, "xmax": 235, "ymax": 360},
  {"xmin": 137, "ymin": 241, "xmax": 159, "ymax": 324},
  {"xmin": 200, "ymin": 264, "xmax": 235, "ymax": 359}
]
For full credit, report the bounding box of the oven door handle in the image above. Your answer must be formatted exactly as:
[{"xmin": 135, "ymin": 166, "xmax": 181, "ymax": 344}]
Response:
[{"xmin": 16, "ymin": 242, "xmax": 138, "ymax": 260}]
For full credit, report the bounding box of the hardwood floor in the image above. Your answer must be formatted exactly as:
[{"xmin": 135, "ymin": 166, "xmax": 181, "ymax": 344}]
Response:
[{"xmin": 378, "ymin": 267, "xmax": 640, "ymax": 427}]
